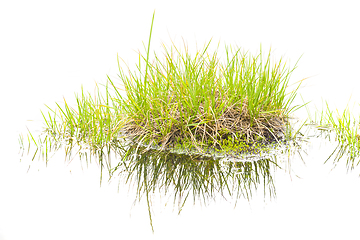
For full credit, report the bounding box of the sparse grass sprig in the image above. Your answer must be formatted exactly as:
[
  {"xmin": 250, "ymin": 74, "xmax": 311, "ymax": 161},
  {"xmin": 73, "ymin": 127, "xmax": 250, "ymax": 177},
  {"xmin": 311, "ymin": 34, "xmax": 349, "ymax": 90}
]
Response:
[
  {"xmin": 308, "ymin": 101, "xmax": 360, "ymax": 169},
  {"xmin": 24, "ymin": 83, "xmax": 127, "ymax": 171},
  {"xmin": 325, "ymin": 108, "xmax": 360, "ymax": 166}
]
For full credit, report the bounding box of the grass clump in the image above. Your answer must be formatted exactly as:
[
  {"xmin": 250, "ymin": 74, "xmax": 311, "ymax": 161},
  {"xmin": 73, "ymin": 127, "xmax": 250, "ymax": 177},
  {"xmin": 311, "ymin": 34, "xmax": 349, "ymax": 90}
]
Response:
[{"xmin": 111, "ymin": 38, "xmax": 302, "ymax": 155}]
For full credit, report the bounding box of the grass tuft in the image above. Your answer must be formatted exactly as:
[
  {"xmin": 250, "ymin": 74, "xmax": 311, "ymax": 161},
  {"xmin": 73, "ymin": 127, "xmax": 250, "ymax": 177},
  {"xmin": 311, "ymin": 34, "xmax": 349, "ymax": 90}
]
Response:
[{"xmin": 112, "ymin": 40, "xmax": 302, "ymax": 154}]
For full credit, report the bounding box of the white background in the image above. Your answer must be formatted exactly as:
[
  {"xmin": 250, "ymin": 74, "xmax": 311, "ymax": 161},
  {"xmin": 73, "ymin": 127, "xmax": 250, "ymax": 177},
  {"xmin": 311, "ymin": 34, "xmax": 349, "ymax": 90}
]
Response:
[{"xmin": 1, "ymin": 0, "xmax": 360, "ymax": 239}]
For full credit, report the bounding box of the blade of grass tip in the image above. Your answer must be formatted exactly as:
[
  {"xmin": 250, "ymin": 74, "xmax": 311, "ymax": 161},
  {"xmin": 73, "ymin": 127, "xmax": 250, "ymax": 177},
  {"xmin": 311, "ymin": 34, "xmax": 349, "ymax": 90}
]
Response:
[
  {"xmin": 26, "ymin": 133, "xmax": 32, "ymax": 155},
  {"xmin": 18, "ymin": 133, "xmax": 24, "ymax": 148},
  {"xmin": 31, "ymin": 148, "xmax": 39, "ymax": 162},
  {"xmin": 26, "ymin": 127, "xmax": 38, "ymax": 149},
  {"xmin": 55, "ymin": 102, "xmax": 68, "ymax": 121},
  {"xmin": 144, "ymin": 11, "xmax": 156, "ymax": 86},
  {"xmin": 290, "ymin": 119, "xmax": 307, "ymax": 140},
  {"xmin": 44, "ymin": 103, "xmax": 57, "ymax": 114},
  {"xmin": 44, "ymin": 135, "xmax": 49, "ymax": 164},
  {"xmin": 178, "ymin": 190, "xmax": 191, "ymax": 215},
  {"xmin": 287, "ymin": 99, "xmax": 310, "ymax": 117},
  {"xmin": 107, "ymin": 75, "xmax": 122, "ymax": 99},
  {"xmin": 41, "ymin": 110, "xmax": 52, "ymax": 130},
  {"xmin": 301, "ymin": 95, "xmax": 314, "ymax": 123}
]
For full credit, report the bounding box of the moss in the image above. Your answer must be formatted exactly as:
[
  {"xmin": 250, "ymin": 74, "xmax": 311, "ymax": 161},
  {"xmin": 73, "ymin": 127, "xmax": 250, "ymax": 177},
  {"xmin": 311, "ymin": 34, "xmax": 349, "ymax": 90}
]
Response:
[
  {"xmin": 155, "ymin": 130, "xmax": 275, "ymax": 160},
  {"xmin": 214, "ymin": 136, "xmax": 271, "ymax": 155}
]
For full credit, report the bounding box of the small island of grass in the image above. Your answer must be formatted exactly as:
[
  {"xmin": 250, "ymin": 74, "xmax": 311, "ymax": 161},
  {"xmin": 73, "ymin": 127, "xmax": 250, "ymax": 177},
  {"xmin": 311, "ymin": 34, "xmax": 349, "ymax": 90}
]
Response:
[{"xmin": 20, "ymin": 13, "xmax": 304, "ymax": 166}]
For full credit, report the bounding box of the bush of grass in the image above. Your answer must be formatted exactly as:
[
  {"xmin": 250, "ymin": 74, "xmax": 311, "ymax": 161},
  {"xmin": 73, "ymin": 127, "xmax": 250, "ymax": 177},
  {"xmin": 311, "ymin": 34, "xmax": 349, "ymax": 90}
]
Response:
[{"xmin": 108, "ymin": 17, "xmax": 302, "ymax": 154}]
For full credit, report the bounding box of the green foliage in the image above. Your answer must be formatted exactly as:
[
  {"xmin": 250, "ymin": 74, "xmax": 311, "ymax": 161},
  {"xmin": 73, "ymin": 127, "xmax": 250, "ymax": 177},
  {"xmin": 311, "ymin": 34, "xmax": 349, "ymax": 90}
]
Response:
[
  {"xmin": 307, "ymin": 101, "xmax": 360, "ymax": 169},
  {"xmin": 113, "ymin": 33, "xmax": 302, "ymax": 151}
]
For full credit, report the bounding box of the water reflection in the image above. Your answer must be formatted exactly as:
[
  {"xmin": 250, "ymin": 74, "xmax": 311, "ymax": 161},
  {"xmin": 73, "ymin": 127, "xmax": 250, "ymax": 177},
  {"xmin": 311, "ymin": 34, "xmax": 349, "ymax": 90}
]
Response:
[
  {"xmin": 305, "ymin": 124, "xmax": 360, "ymax": 171},
  {"xmin": 20, "ymin": 124, "xmax": 306, "ymax": 232},
  {"xmin": 325, "ymin": 143, "xmax": 360, "ymax": 171},
  {"xmin": 110, "ymin": 145, "xmax": 287, "ymax": 231}
]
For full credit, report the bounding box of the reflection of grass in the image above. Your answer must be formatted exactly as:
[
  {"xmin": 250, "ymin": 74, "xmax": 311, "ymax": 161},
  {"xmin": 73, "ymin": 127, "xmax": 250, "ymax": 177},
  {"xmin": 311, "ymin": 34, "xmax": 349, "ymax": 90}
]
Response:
[
  {"xmin": 20, "ymin": 12, "xmax": 304, "ymax": 166},
  {"xmin": 111, "ymin": 145, "xmax": 278, "ymax": 232},
  {"xmin": 307, "ymin": 102, "xmax": 360, "ymax": 169}
]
